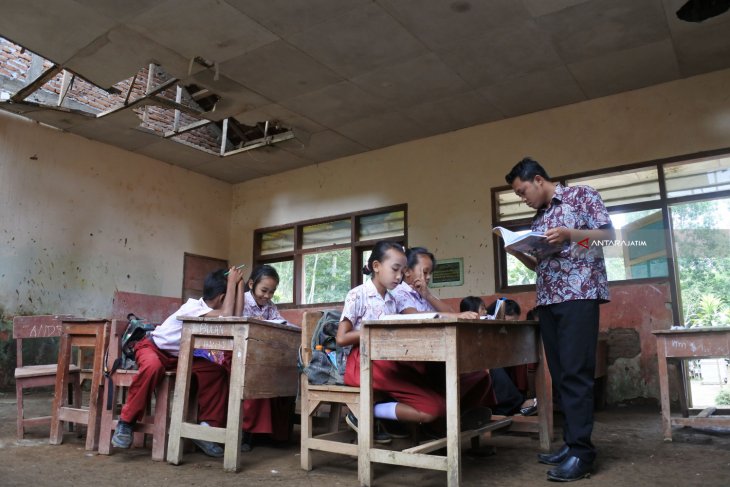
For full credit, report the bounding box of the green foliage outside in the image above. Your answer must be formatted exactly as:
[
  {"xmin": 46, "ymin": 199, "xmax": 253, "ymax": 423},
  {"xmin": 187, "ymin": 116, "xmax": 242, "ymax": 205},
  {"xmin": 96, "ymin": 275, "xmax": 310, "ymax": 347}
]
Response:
[
  {"xmin": 716, "ymin": 388, "xmax": 730, "ymax": 406},
  {"xmin": 302, "ymin": 249, "xmax": 352, "ymax": 304},
  {"xmin": 672, "ymin": 199, "xmax": 730, "ymax": 327}
]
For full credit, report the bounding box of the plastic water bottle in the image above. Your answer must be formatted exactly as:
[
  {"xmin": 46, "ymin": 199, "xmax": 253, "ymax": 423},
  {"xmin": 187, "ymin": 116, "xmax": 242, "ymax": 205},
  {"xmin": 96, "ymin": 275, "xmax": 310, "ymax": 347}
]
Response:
[{"xmin": 325, "ymin": 349, "xmax": 338, "ymax": 372}]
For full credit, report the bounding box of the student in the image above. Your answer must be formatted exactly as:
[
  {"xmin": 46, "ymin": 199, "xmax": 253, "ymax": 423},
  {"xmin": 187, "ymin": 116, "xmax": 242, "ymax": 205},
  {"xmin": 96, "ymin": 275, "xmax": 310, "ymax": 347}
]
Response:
[
  {"xmin": 506, "ymin": 157, "xmax": 614, "ymax": 481},
  {"xmin": 111, "ymin": 267, "xmax": 244, "ymax": 458},
  {"xmin": 336, "ymin": 241, "xmax": 492, "ymax": 443},
  {"xmin": 242, "ymin": 264, "xmax": 285, "ymax": 321},
  {"xmin": 479, "ymin": 298, "xmax": 538, "ymax": 417},
  {"xmin": 459, "ymin": 296, "xmax": 487, "ymax": 317},
  {"xmin": 236, "ymin": 264, "xmax": 293, "ymax": 451},
  {"xmin": 392, "ymin": 247, "xmax": 479, "ymax": 318}
]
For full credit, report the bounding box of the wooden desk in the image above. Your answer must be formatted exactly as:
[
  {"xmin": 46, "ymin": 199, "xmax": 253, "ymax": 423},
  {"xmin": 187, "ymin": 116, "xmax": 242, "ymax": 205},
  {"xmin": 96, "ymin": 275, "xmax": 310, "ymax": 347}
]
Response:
[
  {"xmin": 49, "ymin": 318, "xmax": 111, "ymax": 450},
  {"xmin": 654, "ymin": 328, "xmax": 730, "ymax": 440},
  {"xmin": 166, "ymin": 316, "xmax": 300, "ymax": 472},
  {"xmin": 359, "ymin": 318, "xmax": 553, "ymax": 486}
]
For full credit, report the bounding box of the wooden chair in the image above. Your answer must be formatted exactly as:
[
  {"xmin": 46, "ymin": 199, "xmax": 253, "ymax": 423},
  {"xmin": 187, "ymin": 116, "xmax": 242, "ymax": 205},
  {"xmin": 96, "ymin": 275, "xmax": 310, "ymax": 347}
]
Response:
[
  {"xmin": 97, "ymin": 319, "xmax": 175, "ymax": 461},
  {"xmin": 300, "ymin": 311, "xmax": 360, "ymax": 470},
  {"xmin": 13, "ymin": 315, "xmax": 82, "ymax": 440}
]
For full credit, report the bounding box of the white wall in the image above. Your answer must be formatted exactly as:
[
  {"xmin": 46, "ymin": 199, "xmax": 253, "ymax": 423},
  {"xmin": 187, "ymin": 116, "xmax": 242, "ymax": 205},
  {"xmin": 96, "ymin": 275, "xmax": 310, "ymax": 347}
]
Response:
[
  {"xmin": 230, "ymin": 68, "xmax": 730, "ymax": 299},
  {"xmin": 0, "ymin": 111, "xmax": 232, "ymax": 317}
]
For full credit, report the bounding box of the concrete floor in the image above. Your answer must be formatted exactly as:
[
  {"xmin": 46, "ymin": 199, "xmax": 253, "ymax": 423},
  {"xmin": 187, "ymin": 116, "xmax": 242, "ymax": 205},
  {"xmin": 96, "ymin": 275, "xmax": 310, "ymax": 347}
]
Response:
[{"xmin": 1, "ymin": 391, "xmax": 730, "ymax": 486}]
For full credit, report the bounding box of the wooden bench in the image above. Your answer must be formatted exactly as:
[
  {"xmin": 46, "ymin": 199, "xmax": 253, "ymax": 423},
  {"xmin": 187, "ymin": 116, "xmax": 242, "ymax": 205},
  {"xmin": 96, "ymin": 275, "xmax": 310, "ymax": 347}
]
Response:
[
  {"xmin": 13, "ymin": 315, "xmax": 82, "ymax": 439},
  {"xmin": 300, "ymin": 311, "xmax": 361, "ymax": 470}
]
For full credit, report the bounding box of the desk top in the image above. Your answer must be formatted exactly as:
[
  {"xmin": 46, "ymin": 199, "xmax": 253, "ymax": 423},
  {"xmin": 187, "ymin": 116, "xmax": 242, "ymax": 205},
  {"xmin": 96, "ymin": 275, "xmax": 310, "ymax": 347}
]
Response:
[
  {"xmin": 362, "ymin": 317, "xmax": 539, "ymax": 327},
  {"xmin": 653, "ymin": 327, "xmax": 730, "ymax": 336},
  {"xmin": 178, "ymin": 315, "xmax": 301, "ymax": 333}
]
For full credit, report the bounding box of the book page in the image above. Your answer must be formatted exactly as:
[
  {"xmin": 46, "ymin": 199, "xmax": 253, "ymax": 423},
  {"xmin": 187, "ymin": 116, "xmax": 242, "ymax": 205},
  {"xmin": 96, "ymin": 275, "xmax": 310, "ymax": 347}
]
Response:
[{"xmin": 378, "ymin": 312, "xmax": 440, "ymax": 320}]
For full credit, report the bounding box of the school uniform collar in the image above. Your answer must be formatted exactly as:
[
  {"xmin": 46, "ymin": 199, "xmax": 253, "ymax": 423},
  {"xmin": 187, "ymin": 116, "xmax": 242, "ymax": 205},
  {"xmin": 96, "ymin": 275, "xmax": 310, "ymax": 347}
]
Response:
[
  {"xmin": 535, "ymin": 183, "xmax": 565, "ymax": 217},
  {"xmin": 245, "ymin": 291, "xmax": 264, "ymax": 311},
  {"xmin": 364, "ymin": 278, "xmax": 395, "ymax": 303}
]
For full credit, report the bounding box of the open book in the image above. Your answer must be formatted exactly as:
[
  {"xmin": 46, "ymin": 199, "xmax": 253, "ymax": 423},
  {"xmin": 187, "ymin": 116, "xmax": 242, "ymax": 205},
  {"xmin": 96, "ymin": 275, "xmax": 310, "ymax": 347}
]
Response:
[
  {"xmin": 493, "ymin": 226, "xmax": 563, "ymax": 258},
  {"xmin": 378, "ymin": 312, "xmax": 440, "ymax": 320}
]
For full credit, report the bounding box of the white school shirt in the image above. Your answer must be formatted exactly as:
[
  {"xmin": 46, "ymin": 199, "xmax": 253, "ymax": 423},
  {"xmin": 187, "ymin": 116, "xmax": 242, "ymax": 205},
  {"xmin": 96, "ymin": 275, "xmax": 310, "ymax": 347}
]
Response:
[
  {"xmin": 151, "ymin": 297, "xmax": 213, "ymax": 356},
  {"xmin": 340, "ymin": 279, "xmax": 397, "ymax": 362},
  {"xmin": 391, "ymin": 281, "xmax": 436, "ymax": 313},
  {"xmin": 243, "ymin": 291, "xmax": 284, "ymax": 321}
]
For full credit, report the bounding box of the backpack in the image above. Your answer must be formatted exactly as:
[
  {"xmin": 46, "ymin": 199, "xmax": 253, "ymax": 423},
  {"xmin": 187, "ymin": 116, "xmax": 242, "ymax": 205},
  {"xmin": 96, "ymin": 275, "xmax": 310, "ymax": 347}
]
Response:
[
  {"xmin": 300, "ymin": 310, "xmax": 346, "ymax": 385},
  {"xmin": 105, "ymin": 313, "xmax": 157, "ymax": 410}
]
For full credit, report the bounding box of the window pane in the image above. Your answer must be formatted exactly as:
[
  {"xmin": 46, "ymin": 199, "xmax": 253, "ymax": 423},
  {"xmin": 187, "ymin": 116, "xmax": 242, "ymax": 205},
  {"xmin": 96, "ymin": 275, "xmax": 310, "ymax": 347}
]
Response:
[
  {"xmin": 260, "ymin": 228, "xmax": 294, "ymax": 255},
  {"xmin": 302, "ymin": 219, "xmax": 351, "ymax": 249},
  {"xmin": 359, "ymin": 210, "xmax": 405, "ymax": 240},
  {"xmin": 362, "ymin": 249, "xmax": 372, "ymax": 282},
  {"xmin": 268, "ymin": 260, "xmax": 293, "ymax": 304},
  {"xmin": 665, "ymin": 157, "xmax": 730, "ymax": 198},
  {"xmin": 506, "ymin": 229, "xmax": 536, "ymax": 286},
  {"xmin": 605, "ymin": 209, "xmax": 668, "ymax": 281},
  {"xmin": 567, "ymin": 167, "xmax": 660, "ymax": 207},
  {"xmin": 496, "ymin": 189, "xmax": 534, "ymax": 222},
  {"xmin": 301, "ymin": 249, "xmax": 352, "ymax": 304},
  {"xmin": 670, "ymin": 198, "xmax": 730, "ymax": 326}
]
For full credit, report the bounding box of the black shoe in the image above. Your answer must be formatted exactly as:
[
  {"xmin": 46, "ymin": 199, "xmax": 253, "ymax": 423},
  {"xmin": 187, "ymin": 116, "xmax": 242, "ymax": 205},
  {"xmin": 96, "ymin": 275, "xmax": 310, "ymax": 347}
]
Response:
[
  {"xmin": 461, "ymin": 407, "xmax": 492, "ymax": 431},
  {"xmin": 538, "ymin": 444, "xmax": 570, "ymax": 466},
  {"xmin": 381, "ymin": 419, "xmax": 410, "ymax": 439},
  {"xmin": 547, "ymin": 456, "xmax": 593, "ymax": 482},
  {"xmin": 519, "ymin": 398, "xmax": 538, "ymax": 416},
  {"xmin": 345, "ymin": 412, "xmax": 392, "ymax": 444},
  {"xmin": 240, "ymin": 432, "xmax": 254, "ymax": 452}
]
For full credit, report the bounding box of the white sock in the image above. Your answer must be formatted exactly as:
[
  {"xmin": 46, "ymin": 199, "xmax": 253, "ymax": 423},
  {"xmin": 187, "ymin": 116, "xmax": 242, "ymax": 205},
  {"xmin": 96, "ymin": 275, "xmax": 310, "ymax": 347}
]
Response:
[
  {"xmin": 373, "ymin": 402, "xmax": 399, "ymax": 420},
  {"xmin": 200, "ymin": 421, "xmax": 210, "ymax": 427}
]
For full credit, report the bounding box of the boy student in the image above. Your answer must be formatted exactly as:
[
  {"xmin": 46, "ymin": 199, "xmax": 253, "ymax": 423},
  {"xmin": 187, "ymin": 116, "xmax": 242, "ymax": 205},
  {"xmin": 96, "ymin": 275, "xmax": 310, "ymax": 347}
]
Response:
[
  {"xmin": 111, "ymin": 267, "xmax": 245, "ymax": 458},
  {"xmin": 505, "ymin": 157, "xmax": 614, "ymax": 482}
]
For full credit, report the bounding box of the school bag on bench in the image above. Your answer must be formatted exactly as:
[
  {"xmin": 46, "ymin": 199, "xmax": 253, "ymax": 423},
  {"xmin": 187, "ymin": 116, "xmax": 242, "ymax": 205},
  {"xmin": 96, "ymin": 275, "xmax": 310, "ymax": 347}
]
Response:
[
  {"xmin": 104, "ymin": 313, "xmax": 157, "ymax": 409},
  {"xmin": 299, "ymin": 309, "xmax": 345, "ymax": 385}
]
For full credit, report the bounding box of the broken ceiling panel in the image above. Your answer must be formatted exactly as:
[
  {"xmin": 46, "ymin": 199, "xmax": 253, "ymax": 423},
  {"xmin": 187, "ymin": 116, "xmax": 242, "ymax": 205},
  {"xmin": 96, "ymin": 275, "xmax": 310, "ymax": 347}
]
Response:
[
  {"xmin": 233, "ymin": 103, "xmax": 326, "ymax": 136},
  {"xmin": 181, "ymin": 69, "xmax": 270, "ymax": 121}
]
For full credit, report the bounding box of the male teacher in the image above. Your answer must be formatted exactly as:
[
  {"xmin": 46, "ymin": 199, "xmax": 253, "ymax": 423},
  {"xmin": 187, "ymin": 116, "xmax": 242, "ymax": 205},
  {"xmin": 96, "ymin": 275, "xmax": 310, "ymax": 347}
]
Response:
[{"xmin": 505, "ymin": 157, "xmax": 614, "ymax": 482}]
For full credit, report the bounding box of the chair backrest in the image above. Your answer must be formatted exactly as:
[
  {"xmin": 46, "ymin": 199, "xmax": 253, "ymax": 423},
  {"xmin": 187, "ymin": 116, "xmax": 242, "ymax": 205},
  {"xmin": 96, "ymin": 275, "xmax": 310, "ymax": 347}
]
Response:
[
  {"xmin": 106, "ymin": 319, "xmax": 129, "ymax": 367},
  {"xmin": 13, "ymin": 315, "xmax": 73, "ymax": 368},
  {"xmin": 301, "ymin": 311, "xmax": 324, "ymax": 367}
]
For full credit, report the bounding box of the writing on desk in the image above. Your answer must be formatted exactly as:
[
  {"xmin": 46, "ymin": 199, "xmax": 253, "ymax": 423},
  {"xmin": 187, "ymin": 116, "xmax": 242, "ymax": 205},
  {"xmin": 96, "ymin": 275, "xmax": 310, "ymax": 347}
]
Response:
[
  {"xmin": 192, "ymin": 323, "xmax": 226, "ymax": 336},
  {"xmin": 28, "ymin": 324, "xmax": 62, "ymax": 338},
  {"xmin": 670, "ymin": 339, "xmax": 708, "ymax": 355},
  {"xmin": 198, "ymin": 338, "xmax": 231, "ymax": 350}
]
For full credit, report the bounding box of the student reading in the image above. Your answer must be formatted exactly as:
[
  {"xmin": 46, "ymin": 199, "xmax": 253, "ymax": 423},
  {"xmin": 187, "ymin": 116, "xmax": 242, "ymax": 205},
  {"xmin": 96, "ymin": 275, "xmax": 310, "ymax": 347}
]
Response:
[
  {"xmin": 335, "ymin": 241, "xmax": 492, "ymax": 442},
  {"xmin": 505, "ymin": 157, "xmax": 614, "ymax": 482}
]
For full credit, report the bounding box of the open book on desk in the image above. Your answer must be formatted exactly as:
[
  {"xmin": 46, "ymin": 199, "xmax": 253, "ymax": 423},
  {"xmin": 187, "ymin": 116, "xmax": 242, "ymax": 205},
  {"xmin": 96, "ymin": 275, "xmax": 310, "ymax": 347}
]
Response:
[
  {"xmin": 493, "ymin": 226, "xmax": 563, "ymax": 258},
  {"xmin": 378, "ymin": 312, "xmax": 441, "ymax": 320}
]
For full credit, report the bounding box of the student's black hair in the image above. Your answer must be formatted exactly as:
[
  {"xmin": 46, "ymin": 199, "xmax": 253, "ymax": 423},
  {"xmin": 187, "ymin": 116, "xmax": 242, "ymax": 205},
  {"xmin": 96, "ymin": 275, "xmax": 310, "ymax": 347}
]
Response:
[
  {"xmin": 405, "ymin": 247, "xmax": 436, "ymax": 270},
  {"xmin": 505, "ymin": 157, "xmax": 550, "ymax": 185},
  {"xmin": 526, "ymin": 308, "xmax": 538, "ymax": 320},
  {"xmin": 247, "ymin": 264, "xmax": 280, "ymax": 291},
  {"xmin": 363, "ymin": 241, "xmax": 406, "ymax": 275},
  {"xmin": 460, "ymin": 296, "xmax": 485, "ymax": 313},
  {"xmin": 203, "ymin": 269, "xmax": 228, "ymax": 300},
  {"xmin": 486, "ymin": 298, "xmax": 521, "ymax": 317}
]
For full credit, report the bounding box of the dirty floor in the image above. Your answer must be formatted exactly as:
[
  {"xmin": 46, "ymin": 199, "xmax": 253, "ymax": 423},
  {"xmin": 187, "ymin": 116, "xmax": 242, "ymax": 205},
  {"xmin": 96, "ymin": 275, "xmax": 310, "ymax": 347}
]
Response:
[{"xmin": 1, "ymin": 391, "xmax": 729, "ymax": 486}]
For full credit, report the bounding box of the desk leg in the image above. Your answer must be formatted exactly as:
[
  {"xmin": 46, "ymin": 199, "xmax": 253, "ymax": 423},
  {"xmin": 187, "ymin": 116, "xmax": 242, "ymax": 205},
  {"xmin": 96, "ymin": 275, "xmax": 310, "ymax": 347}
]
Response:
[
  {"xmin": 536, "ymin": 340, "xmax": 554, "ymax": 451},
  {"xmin": 223, "ymin": 332, "xmax": 245, "ymax": 473},
  {"xmin": 50, "ymin": 330, "xmax": 72, "ymax": 445},
  {"xmin": 656, "ymin": 338, "xmax": 673, "ymax": 441},
  {"xmin": 358, "ymin": 329, "xmax": 373, "ymax": 487},
  {"xmin": 86, "ymin": 324, "xmax": 108, "ymax": 451},
  {"xmin": 167, "ymin": 327, "xmax": 194, "ymax": 464},
  {"xmin": 444, "ymin": 328, "xmax": 461, "ymax": 487}
]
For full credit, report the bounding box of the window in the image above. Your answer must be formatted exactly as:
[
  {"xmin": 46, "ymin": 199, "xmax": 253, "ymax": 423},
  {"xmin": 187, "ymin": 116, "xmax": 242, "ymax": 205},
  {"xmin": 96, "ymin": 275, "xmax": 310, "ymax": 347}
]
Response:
[
  {"xmin": 253, "ymin": 206, "xmax": 406, "ymax": 306},
  {"xmin": 492, "ymin": 151, "xmax": 730, "ymax": 328}
]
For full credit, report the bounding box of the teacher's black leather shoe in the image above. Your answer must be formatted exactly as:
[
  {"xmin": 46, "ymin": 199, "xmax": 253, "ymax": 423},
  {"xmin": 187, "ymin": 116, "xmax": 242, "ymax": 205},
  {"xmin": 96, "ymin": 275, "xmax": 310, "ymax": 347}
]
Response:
[
  {"xmin": 547, "ymin": 456, "xmax": 593, "ymax": 482},
  {"xmin": 537, "ymin": 444, "xmax": 570, "ymax": 466}
]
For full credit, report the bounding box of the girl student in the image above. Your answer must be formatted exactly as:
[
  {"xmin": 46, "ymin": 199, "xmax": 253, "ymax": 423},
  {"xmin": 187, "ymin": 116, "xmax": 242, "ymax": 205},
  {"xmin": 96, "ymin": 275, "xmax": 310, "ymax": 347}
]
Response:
[
  {"xmin": 392, "ymin": 246, "xmax": 479, "ymax": 318},
  {"xmin": 232, "ymin": 264, "xmax": 293, "ymax": 451},
  {"xmin": 243, "ymin": 264, "xmax": 286, "ymax": 321},
  {"xmin": 392, "ymin": 247, "xmax": 497, "ymax": 426},
  {"xmin": 336, "ymin": 241, "xmax": 492, "ymax": 440}
]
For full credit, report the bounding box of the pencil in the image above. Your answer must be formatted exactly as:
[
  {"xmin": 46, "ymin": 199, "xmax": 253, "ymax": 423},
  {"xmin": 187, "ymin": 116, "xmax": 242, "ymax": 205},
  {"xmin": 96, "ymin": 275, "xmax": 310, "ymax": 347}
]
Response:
[{"xmin": 224, "ymin": 264, "xmax": 246, "ymax": 276}]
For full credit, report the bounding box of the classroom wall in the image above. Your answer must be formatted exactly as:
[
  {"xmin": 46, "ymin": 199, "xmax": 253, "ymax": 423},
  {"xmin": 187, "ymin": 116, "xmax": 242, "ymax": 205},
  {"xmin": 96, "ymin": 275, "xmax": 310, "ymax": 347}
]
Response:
[
  {"xmin": 0, "ymin": 111, "xmax": 231, "ymax": 386},
  {"xmin": 230, "ymin": 68, "xmax": 730, "ymax": 403}
]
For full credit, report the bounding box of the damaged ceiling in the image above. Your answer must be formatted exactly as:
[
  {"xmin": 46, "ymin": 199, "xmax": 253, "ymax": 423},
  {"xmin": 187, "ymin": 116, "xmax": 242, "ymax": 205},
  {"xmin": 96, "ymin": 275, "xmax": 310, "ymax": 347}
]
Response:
[{"xmin": 1, "ymin": 0, "xmax": 730, "ymax": 183}]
